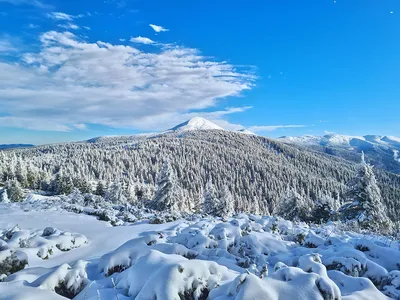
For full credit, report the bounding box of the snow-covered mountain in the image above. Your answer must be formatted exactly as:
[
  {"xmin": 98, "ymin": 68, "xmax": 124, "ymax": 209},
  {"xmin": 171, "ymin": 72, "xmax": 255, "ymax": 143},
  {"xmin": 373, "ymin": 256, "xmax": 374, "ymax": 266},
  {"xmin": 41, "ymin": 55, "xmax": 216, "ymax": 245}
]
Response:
[
  {"xmin": 167, "ymin": 117, "xmax": 224, "ymax": 133},
  {"xmin": 86, "ymin": 118, "xmax": 400, "ymax": 174},
  {"xmin": 279, "ymin": 134, "xmax": 400, "ymax": 174},
  {"xmin": 87, "ymin": 117, "xmax": 224, "ymax": 143}
]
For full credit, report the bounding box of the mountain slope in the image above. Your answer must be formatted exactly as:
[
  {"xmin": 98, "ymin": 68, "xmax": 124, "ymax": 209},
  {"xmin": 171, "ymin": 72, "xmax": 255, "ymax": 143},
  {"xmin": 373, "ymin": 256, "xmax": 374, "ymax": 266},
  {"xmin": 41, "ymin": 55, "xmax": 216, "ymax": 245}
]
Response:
[
  {"xmin": 279, "ymin": 134, "xmax": 400, "ymax": 174},
  {"xmin": 86, "ymin": 117, "xmax": 223, "ymax": 144},
  {"xmin": 2, "ymin": 127, "xmax": 400, "ymax": 221}
]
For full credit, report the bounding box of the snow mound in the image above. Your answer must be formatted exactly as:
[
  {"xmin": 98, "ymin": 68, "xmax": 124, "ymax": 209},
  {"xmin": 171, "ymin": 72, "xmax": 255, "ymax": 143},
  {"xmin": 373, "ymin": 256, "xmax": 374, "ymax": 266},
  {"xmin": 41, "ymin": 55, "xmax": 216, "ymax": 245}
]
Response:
[
  {"xmin": 1, "ymin": 204, "xmax": 399, "ymax": 300},
  {"xmin": 0, "ymin": 225, "xmax": 87, "ymax": 276}
]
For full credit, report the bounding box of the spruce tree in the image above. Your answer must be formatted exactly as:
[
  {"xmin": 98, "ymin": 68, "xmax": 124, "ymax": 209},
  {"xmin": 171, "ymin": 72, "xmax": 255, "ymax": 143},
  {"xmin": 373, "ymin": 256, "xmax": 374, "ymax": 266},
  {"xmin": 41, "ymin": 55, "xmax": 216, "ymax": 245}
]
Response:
[
  {"xmin": 202, "ymin": 179, "xmax": 220, "ymax": 216},
  {"xmin": 5, "ymin": 180, "xmax": 24, "ymax": 202},
  {"xmin": 152, "ymin": 160, "xmax": 185, "ymax": 212},
  {"xmin": 0, "ymin": 188, "xmax": 9, "ymax": 203},
  {"xmin": 105, "ymin": 182, "xmax": 127, "ymax": 204},
  {"xmin": 218, "ymin": 186, "xmax": 235, "ymax": 218},
  {"xmin": 274, "ymin": 188, "xmax": 312, "ymax": 221},
  {"xmin": 95, "ymin": 181, "xmax": 106, "ymax": 197},
  {"xmin": 340, "ymin": 154, "xmax": 390, "ymax": 231}
]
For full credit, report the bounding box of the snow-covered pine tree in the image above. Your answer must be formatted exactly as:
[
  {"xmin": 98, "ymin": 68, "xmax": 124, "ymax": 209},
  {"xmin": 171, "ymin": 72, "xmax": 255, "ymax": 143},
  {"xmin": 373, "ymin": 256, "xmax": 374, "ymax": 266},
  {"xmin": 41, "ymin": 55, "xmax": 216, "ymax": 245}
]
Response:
[
  {"xmin": 202, "ymin": 179, "xmax": 220, "ymax": 216},
  {"xmin": 104, "ymin": 182, "xmax": 127, "ymax": 204},
  {"xmin": 274, "ymin": 188, "xmax": 312, "ymax": 221},
  {"xmin": 218, "ymin": 186, "xmax": 235, "ymax": 218},
  {"xmin": 94, "ymin": 181, "xmax": 106, "ymax": 197},
  {"xmin": 68, "ymin": 188, "xmax": 85, "ymax": 205},
  {"xmin": 339, "ymin": 153, "xmax": 390, "ymax": 231},
  {"xmin": 152, "ymin": 159, "xmax": 186, "ymax": 212},
  {"xmin": 0, "ymin": 188, "xmax": 9, "ymax": 203},
  {"xmin": 5, "ymin": 180, "xmax": 24, "ymax": 202},
  {"xmin": 311, "ymin": 194, "xmax": 340, "ymax": 223}
]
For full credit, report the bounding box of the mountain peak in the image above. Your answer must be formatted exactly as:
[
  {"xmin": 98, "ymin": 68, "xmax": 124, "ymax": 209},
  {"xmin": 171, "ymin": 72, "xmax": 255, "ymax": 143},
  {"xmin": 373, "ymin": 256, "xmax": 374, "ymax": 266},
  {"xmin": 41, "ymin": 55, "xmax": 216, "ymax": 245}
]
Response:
[{"xmin": 169, "ymin": 117, "xmax": 224, "ymax": 132}]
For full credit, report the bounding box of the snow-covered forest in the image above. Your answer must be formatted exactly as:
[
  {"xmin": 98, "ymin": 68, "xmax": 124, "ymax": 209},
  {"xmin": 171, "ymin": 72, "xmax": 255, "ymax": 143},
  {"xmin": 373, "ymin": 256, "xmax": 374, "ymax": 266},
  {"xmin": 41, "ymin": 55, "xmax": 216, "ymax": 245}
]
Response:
[
  {"xmin": 1, "ymin": 130, "xmax": 400, "ymax": 222},
  {"xmin": 1, "ymin": 128, "xmax": 400, "ymax": 299}
]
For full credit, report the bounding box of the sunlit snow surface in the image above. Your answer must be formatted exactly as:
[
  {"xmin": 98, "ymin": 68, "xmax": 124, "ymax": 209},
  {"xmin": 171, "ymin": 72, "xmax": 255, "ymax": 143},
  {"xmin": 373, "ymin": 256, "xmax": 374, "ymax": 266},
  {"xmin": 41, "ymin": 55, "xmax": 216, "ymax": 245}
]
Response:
[{"xmin": 0, "ymin": 195, "xmax": 399, "ymax": 299}]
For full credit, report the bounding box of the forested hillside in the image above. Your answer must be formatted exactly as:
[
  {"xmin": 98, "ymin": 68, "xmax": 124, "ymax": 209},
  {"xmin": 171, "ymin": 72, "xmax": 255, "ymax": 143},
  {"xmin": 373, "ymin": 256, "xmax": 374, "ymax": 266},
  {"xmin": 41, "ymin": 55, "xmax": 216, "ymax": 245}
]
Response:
[{"xmin": 1, "ymin": 130, "xmax": 400, "ymax": 221}]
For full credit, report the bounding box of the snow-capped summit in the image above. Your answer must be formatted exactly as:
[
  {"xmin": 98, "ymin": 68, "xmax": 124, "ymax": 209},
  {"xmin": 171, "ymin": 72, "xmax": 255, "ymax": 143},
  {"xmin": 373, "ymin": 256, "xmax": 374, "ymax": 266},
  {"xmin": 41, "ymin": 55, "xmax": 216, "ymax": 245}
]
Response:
[
  {"xmin": 168, "ymin": 117, "xmax": 224, "ymax": 133},
  {"xmin": 237, "ymin": 129, "xmax": 256, "ymax": 135}
]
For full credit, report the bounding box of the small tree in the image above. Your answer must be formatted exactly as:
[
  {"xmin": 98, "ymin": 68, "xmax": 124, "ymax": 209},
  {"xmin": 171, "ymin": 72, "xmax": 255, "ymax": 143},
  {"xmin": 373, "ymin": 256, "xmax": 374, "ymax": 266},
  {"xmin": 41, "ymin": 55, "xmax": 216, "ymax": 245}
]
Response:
[
  {"xmin": 0, "ymin": 188, "xmax": 9, "ymax": 203},
  {"xmin": 218, "ymin": 186, "xmax": 235, "ymax": 218},
  {"xmin": 202, "ymin": 179, "xmax": 220, "ymax": 216},
  {"xmin": 274, "ymin": 188, "xmax": 312, "ymax": 221},
  {"xmin": 311, "ymin": 194, "xmax": 340, "ymax": 223},
  {"xmin": 95, "ymin": 181, "xmax": 106, "ymax": 197},
  {"xmin": 152, "ymin": 160, "xmax": 186, "ymax": 212},
  {"xmin": 68, "ymin": 188, "xmax": 85, "ymax": 205},
  {"xmin": 5, "ymin": 180, "xmax": 24, "ymax": 202},
  {"xmin": 339, "ymin": 153, "xmax": 390, "ymax": 231},
  {"xmin": 105, "ymin": 182, "xmax": 127, "ymax": 204}
]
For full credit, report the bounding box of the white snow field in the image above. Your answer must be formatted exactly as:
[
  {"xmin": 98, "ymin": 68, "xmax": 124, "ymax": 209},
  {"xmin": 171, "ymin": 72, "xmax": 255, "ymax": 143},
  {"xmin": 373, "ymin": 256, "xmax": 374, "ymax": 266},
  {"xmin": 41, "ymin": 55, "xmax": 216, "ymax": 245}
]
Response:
[{"xmin": 1, "ymin": 195, "xmax": 400, "ymax": 300}]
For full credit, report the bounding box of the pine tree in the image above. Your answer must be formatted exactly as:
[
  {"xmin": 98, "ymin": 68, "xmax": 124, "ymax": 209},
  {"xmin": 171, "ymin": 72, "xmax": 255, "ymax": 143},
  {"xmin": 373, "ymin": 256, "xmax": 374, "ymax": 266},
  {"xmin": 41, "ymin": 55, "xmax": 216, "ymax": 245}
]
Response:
[
  {"xmin": 95, "ymin": 181, "xmax": 106, "ymax": 197},
  {"xmin": 152, "ymin": 160, "xmax": 185, "ymax": 212},
  {"xmin": 5, "ymin": 180, "xmax": 24, "ymax": 202},
  {"xmin": 340, "ymin": 154, "xmax": 390, "ymax": 231},
  {"xmin": 104, "ymin": 182, "xmax": 127, "ymax": 204},
  {"xmin": 68, "ymin": 188, "xmax": 85, "ymax": 205},
  {"xmin": 0, "ymin": 188, "xmax": 9, "ymax": 203},
  {"xmin": 311, "ymin": 194, "xmax": 339, "ymax": 223},
  {"xmin": 274, "ymin": 188, "xmax": 312, "ymax": 221},
  {"xmin": 202, "ymin": 179, "xmax": 220, "ymax": 216},
  {"xmin": 218, "ymin": 186, "xmax": 235, "ymax": 218}
]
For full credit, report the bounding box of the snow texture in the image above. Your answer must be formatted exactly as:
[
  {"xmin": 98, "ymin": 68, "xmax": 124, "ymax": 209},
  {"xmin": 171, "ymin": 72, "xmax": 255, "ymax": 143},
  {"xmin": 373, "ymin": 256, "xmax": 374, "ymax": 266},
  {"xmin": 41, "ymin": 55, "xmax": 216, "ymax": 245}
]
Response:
[{"xmin": 1, "ymin": 197, "xmax": 399, "ymax": 299}]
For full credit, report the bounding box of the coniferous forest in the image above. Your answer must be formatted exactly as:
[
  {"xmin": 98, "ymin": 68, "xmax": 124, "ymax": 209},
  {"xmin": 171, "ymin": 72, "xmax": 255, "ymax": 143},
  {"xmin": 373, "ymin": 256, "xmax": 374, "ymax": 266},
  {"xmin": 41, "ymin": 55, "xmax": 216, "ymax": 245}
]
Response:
[{"xmin": 1, "ymin": 130, "xmax": 400, "ymax": 224}]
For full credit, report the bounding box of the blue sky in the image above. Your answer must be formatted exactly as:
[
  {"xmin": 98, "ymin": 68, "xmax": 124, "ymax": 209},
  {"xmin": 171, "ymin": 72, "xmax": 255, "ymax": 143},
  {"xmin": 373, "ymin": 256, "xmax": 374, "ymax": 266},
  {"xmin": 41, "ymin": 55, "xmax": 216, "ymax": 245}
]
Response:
[{"xmin": 0, "ymin": 0, "xmax": 399, "ymax": 144}]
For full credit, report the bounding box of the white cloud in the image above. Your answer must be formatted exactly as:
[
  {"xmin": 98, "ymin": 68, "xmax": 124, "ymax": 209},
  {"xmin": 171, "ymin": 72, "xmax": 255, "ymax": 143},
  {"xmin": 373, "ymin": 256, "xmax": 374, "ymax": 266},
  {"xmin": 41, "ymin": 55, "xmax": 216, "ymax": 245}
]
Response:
[
  {"xmin": 0, "ymin": 116, "xmax": 72, "ymax": 132},
  {"xmin": 73, "ymin": 123, "xmax": 87, "ymax": 130},
  {"xmin": 27, "ymin": 24, "xmax": 40, "ymax": 29},
  {"xmin": 47, "ymin": 12, "xmax": 83, "ymax": 21},
  {"xmin": 324, "ymin": 130, "xmax": 336, "ymax": 135},
  {"xmin": 0, "ymin": 0, "xmax": 51, "ymax": 8},
  {"xmin": 149, "ymin": 24, "xmax": 169, "ymax": 33},
  {"xmin": 58, "ymin": 23, "xmax": 80, "ymax": 30},
  {"xmin": 210, "ymin": 119, "xmax": 245, "ymax": 131},
  {"xmin": 247, "ymin": 125, "xmax": 307, "ymax": 133},
  {"xmin": 0, "ymin": 39, "xmax": 16, "ymax": 52},
  {"xmin": 130, "ymin": 36, "xmax": 155, "ymax": 44},
  {"xmin": 0, "ymin": 30, "xmax": 255, "ymax": 132},
  {"xmin": 119, "ymin": 38, "xmax": 126, "ymax": 42}
]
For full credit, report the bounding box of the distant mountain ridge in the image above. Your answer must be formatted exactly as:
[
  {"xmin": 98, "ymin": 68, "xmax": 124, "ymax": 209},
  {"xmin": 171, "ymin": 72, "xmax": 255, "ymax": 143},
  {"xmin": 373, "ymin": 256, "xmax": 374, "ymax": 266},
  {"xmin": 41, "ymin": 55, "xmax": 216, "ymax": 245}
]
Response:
[
  {"xmin": 85, "ymin": 118, "xmax": 400, "ymax": 174},
  {"xmin": 279, "ymin": 134, "xmax": 400, "ymax": 174},
  {"xmin": 0, "ymin": 144, "xmax": 34, "ymax": 150}
]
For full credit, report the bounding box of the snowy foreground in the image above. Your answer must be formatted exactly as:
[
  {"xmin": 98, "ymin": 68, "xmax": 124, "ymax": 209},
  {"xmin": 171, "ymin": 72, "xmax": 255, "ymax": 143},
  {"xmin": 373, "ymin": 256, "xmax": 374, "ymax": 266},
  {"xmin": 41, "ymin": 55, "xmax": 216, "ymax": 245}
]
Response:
[{"xmin": 1, "ymin": 196, "xmax": 400, "ymax": 299}]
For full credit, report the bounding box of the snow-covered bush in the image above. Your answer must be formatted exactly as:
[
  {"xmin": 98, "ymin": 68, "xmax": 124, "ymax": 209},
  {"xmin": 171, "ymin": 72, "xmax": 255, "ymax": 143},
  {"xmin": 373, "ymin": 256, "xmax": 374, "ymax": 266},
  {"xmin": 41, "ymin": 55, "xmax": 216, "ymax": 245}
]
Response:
[
  {"xmin": 33, "ymin": 260, "xmax": 89, "ymax": 299},
  {"xmin": 0, "ymin": 249, "xmax": 28, "ymax": 275},
  {"xmin": 4, "ymin": 180, "xmax": 24, "ymax": 202}
]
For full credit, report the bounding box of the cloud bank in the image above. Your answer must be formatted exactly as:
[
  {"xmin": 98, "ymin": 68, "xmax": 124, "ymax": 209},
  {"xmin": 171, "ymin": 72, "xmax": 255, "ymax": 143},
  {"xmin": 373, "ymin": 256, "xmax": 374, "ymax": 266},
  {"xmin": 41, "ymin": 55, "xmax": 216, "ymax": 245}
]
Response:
[{"xmin": 0, "ymin": 30, "xmax": 255, "ymax": 131}]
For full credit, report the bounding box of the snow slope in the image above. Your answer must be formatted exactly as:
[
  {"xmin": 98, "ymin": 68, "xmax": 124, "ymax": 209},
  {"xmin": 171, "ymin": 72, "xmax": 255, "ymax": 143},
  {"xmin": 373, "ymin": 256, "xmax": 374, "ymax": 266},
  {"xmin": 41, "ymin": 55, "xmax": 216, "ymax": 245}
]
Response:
[
  {"xmin": 1, "ymin": 196, "xmax": 400, "ymax": 300},
  {"xmin": 167, "ymin": 117, "xmax": 224, "ymax": 133}
]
